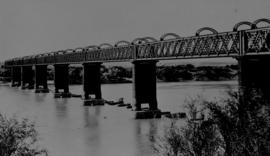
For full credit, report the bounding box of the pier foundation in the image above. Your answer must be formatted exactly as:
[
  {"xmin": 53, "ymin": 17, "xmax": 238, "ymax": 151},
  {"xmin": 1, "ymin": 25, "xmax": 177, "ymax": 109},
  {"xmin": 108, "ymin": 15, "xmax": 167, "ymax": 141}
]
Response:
[
  {"xmin": 237, "ymin": 55, "xmax": 270, "ymax": 102},
  {"xmin": 54, "ymin": 64, "xmax": 71, "ymax": 98},
  {"xmin": 132, "ymin": 60, "xmax": 159, "ymax": 112},
  {"xmin": 35, "ymin": 65, "xmax": 49, "ymax": 93},
  {"xmin": 11, "ymin": 66, "xmax": 21, "ymax": 87},
  {"xmin": 21, "ymin": 66, "xmax": 34, "ymax": 90},
  {"xmin": 83, "ymin": 63, "xmax": 103, "ymax": 105}
]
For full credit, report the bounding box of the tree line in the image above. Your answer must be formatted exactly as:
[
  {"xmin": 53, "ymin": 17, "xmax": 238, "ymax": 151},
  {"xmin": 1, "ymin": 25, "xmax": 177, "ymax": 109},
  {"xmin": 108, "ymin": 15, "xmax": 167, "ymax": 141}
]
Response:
[{"xmin": 0, "ymin": 64, "xmax": 238, "ymax": 83}]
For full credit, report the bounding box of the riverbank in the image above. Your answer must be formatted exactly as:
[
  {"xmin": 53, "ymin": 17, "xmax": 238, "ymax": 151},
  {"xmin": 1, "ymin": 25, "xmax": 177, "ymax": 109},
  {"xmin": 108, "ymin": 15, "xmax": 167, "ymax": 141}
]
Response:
[
  {"xmin": 68, "ymin": 64, "xmax": 238, "ymax": 84},
  {"xmin": 0, "ymin": 64, "xmax": 238, "ymax": 84}
]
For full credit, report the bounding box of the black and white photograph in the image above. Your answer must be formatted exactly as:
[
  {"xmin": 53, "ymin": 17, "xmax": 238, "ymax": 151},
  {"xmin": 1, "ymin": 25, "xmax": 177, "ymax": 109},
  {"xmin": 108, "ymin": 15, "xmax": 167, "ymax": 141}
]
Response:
[{"xmin": 1, "ymin": 0, "xmax": 270, "ymax": 155}]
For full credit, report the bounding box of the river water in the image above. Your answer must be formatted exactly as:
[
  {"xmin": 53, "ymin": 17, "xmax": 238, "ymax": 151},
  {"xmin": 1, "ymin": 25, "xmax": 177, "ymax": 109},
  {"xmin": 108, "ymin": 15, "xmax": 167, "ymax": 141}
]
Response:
[{"xmin": 0, "ymin": 81, "xmax": 237, "ymax": 156}]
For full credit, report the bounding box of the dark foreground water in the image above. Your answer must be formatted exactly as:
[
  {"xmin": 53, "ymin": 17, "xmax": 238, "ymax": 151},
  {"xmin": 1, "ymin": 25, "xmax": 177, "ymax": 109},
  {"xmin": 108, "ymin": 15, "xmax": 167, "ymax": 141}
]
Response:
[{"xmin": 0, "ymin": 81, "xmax": 237, "ymax": 156}]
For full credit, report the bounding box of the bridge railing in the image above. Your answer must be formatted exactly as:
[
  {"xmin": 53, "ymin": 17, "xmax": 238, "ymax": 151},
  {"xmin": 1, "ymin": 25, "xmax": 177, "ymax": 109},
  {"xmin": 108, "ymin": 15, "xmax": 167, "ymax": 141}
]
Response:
[
  {"xmin": 244, "ymin": 27, "xmax": 270, "ymax": 55},
  {"xmin": 36, "ymin": 52, "xmax": 55, "ymax": 65},
  {"xmin": 135, "ymin": 31, "xmax": 240, "ymax": 60},
  {"xmin": 85, "ymin": 45, "xmax": 134, "ymax": 62},
  {"xmin": 54, "ymin": 49, "xmax": 85, "ymax": 64}
]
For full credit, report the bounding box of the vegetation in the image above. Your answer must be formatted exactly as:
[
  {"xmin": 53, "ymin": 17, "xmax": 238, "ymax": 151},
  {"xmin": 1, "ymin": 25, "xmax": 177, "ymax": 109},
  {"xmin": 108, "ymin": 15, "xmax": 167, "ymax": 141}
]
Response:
[
  {"xmin": 0, "ymin": 67, "xmax": 11, "ymax": 82},
  {"xmin": 157, "ymin": 64, "xmax": 238, "ymax": 82},
  {"xmin": 0, "ymin": 114, "xmax": 47, "ymax": 156},
  {"xmin": 0, "ymin": 64, "xmax": 237, "ymax": 84},
  {"xmin": 154, "ymin": 89, "xmax": 270, "ymax": 156},
  {"xmin": 66, "ymin": 64, "xmax": 238, "ymax": 84}
]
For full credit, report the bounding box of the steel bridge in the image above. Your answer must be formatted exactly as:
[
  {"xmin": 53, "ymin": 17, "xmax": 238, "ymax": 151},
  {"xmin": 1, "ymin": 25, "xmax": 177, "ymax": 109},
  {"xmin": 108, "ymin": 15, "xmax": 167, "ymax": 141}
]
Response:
[
  {"xmin": 3, "ymin": 18, "xmax": 270, "ymax": 119},
  {"xmin": 4, "ymin": 19, "xmax": 270, "ymax": 66}
]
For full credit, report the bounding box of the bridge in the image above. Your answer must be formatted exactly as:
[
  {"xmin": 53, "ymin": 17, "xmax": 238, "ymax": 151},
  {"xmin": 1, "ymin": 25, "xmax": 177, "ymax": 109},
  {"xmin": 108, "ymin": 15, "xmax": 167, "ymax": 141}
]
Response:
[{"xmin": 3, "ymin": 18, "xmax": 270, "ymax": 118}]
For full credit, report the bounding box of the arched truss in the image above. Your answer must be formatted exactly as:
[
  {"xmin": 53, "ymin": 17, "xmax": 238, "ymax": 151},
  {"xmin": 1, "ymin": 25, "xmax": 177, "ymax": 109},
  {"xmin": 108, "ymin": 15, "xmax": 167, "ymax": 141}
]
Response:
[
  {"xmin": 38, "ymin": 51, "xmax": 55, "ymax": 57},
  {"xmin": 141, "ymin": 37, "xmax": 158, "ymax": 42},
  {"xmin": 114, "ymin": 40, "xmax": 131, "ymax": 47},
  {"xmin": 160, "ymin": 33, "xmax": 180, "ymax": 41},
  {"xmin": 47, "ymin": 52, "xmax": 55, "ymax": 56},
  {"xmin": 253, "ymin": 18, "xmax": 270, "ymax": 28},
  {"xmin": 22, "ymin": 55, "xmax": 31, "ymax": 59},
  {"xmin": 195, "ymin": 27, "xmax": 218, "ymax": 36},
  {"xmin": 65, "ymin": 49, "xmax": 75, "ymax": 53},
  {"xmin": 85, "ymin": 45, "xmax": 98, "ymax": 51},
  {"xmin": 98, "ymin": 43, "xmax": 113, "ymax": 49},
  {"xmin": 34, "ymin": 54, "xmax": 42, "ymax": 58},
  {"xmin": 131, "ymin": 38, "xmax": 149, "ymax": 45},
  {"xmin": 233, "ymin": 21, "xmax": 255, "ymax": 31},
  {"xmin": 55, "ymin": 50, "xmax": 66, "ymax": 55},
  {"xmin": 74, "ymin": 47, "xmax": 84, "ymax": 52}
]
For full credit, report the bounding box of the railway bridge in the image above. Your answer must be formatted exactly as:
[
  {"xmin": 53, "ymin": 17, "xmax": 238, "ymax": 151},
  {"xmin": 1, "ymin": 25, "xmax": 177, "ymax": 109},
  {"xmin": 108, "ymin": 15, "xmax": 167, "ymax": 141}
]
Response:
[{"xmin": 3, "ymin": 18, "xmax": 270, "ymax": 115}]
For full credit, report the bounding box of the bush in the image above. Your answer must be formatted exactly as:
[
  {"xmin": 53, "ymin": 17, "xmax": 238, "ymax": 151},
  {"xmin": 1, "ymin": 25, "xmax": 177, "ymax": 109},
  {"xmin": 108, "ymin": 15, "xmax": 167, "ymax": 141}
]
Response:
[
  {"xmin": 206, "ymin": 89, "xmax": 270, "ymax": 156},
  {"xmin": 154, "ymin": 89, "xmax": 270, "ymax": 156},
  {"xmin": 0, "ymin": 114, "xmax": 47, "ymax": 156},
  {"xmin": 153, "ymin": 119, "xmax": 223, "ymax": 156}
]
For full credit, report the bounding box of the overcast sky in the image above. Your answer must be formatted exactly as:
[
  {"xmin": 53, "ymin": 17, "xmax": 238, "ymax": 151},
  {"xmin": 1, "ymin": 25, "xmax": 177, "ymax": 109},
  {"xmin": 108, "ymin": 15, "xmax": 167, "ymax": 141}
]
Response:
[{"xmin": 0, "ymin": 0, "xmax": 269, "ymax": 61}]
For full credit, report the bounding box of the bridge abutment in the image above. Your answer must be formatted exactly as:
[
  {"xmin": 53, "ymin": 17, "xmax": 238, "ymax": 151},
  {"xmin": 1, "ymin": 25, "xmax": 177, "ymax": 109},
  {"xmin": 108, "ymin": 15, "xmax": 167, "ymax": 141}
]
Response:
[
  {"xmin": 54, "ymin": 64, "xmax": 71, "ymax": 98},
  {"xmin": 83, "ymin": 63, "xmax": 103, "ymax": 105},
  {"xmin": 35, "ymin": 65, "xmax": 49, "ymax": 93},
  {"xmin": 21, "ymin": 66, "xmax": 34, "ymax": 90},
  {"xmin": 11, "ymin": 66, "xmax": 22, "ymax": 87},
  {"xmin": 132, "ymin": 60, "xmax": 159, "ymax": 112},
  {"xmin": 237, "ymin": 56, "xmax": 270, "ymax": 101}
]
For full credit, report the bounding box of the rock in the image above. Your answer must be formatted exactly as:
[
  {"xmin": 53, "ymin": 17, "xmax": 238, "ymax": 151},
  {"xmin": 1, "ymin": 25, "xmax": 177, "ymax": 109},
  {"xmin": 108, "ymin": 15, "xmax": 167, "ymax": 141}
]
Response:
[
  {"xmin": 126, "ymin": 104, "xmax": 132, "ymax": 109},
  {"xmin": 35, "ymin": 88, "xmax": 50, "ymax": 93},
  {"xmin": 118, "ymin": 103, "xmax": 127, "ymax": 107},
  {"xmin": 105, "ymin": 97, "xmax": 124, "ymax": 106},
  {"xmin": 84, "ymin": 99, "xmax": 104, "ymax": 106},
  {"xmin": 135, "ymin": 110, "xmax": 162, "ymax": 119},
  {"xmin": 165, "ymin": 112, "xmax": 186, "ymax": 119},
  {"xmin": 161, "ymin": 111, "xmax": 171, "ymax": 115},
  {"xmin": 71, "ymin": 94, "xmax": 82, "ymax": 98}
]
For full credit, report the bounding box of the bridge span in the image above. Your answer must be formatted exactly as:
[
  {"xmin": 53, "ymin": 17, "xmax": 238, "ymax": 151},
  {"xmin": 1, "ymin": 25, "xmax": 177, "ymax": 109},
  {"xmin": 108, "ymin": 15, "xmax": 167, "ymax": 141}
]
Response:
[{"xmin": 3, "ymin": 18, "xmax": 270, "ymax": 118}]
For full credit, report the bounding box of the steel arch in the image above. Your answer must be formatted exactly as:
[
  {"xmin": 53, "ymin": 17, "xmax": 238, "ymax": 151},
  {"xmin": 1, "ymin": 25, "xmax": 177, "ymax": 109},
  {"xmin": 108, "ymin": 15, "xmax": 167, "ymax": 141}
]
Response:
[{"xmin": 160, "ymin": 33, "xmax": 180, "ymax": 41}]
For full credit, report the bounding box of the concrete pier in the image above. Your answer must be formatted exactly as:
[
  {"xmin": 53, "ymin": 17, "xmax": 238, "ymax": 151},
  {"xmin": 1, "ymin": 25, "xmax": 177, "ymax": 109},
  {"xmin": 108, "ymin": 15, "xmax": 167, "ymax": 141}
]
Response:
[
  {"xmin": 237, "ymin": 55, "xmax": 270, "ymax": 101},
  {"xmin": 54, "ymin": 64, "xmax": 71, "ymax": 98},
  {"xmin": 35, "ymin": 65, "xmax": 49, "ymax": 93},
  {"xmin": 11, "ymin": 66, "xmax": 21, "ymax": 87},
  {"xmin": 83, "ymin": 63, "xmax": 103, "ymax": 105},
  {"xmin": 21, "ymin": 66, "xmax": 34, "ymax": 90},
  {"xmin": 132, "ymin": 60, "xmax": 158, "ymax": 111}
]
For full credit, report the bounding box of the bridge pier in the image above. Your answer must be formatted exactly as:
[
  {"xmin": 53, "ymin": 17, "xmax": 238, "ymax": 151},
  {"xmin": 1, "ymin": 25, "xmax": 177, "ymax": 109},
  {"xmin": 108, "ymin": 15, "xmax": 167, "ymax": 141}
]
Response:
[
  {"xmin": 237, "ymin": 55, "xmax": 270, "ymax": 101},
  {"xmin": 83, "ymin": 63, "xmax": 103, "ymax": 105},
  {"xmin": 35, "ymin": 65, "xmax": 49, "ymax": 93},
  {"xmin": 21, "ymin": 66, "xmax": 34, "ymax": 90},
  {"xmin": 11, "ymin": 66, "xmax": 22, "ymax": 87},
  {"xmin": 54, "ymin": 64, "xmax": 71, "ymax": 98},
  {"xmin": 132, "ymin": 60, "xmax": 160, "ymax": 117}
]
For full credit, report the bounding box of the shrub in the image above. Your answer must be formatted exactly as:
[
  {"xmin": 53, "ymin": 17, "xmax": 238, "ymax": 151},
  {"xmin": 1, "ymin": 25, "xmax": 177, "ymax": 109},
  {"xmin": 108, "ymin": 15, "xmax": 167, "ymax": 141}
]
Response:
[
  {"xmin": 206, "ymin": 89, "xmax": 270, "ymax": 156},
  {"xmin": 0, "ymin": 114, "xmax": 47, "ymax": 156},
  {"xmin": 154, "ymin": 89, "xmax": 270, "ymax": 156},
  {"xmin": 153, "ymin": 119, "xmax": 223, "ymax": 156}
]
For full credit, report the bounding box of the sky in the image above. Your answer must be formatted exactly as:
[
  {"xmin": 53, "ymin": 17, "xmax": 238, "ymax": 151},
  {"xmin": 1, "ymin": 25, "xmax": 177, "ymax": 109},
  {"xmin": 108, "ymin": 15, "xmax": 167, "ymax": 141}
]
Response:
[{"xmin": 0, "ymin": 0, "xmax": 269, "ymax": 62}]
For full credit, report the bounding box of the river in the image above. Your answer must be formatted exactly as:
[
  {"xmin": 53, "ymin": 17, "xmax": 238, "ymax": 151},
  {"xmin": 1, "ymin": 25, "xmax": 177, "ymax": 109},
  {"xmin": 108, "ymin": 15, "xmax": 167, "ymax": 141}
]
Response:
[{"xmin": 0, "ymin": 81, "xmax": 237, "ymax": 156}]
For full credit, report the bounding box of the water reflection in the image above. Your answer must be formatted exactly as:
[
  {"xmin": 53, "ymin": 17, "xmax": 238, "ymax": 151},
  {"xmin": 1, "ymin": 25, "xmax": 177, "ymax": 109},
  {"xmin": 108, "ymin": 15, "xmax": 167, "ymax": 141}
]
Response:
[
  {"xmin": 135, "ymin": 119, "xmax": 158, "ymax": 156},
  {"xmin": 83, "ymin": 107, "xmax": 100, "ymax": 128},
  {"xmin": 35, "ymin": 93, "xmax": 47, "ymax": 103},
  {"xmin": 54, "ymin": 98, "xmax": 68, "ymax": 119},
  {"xmin": 83, "ymin": 107, "xmax": 101, "ymax": 156}
]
